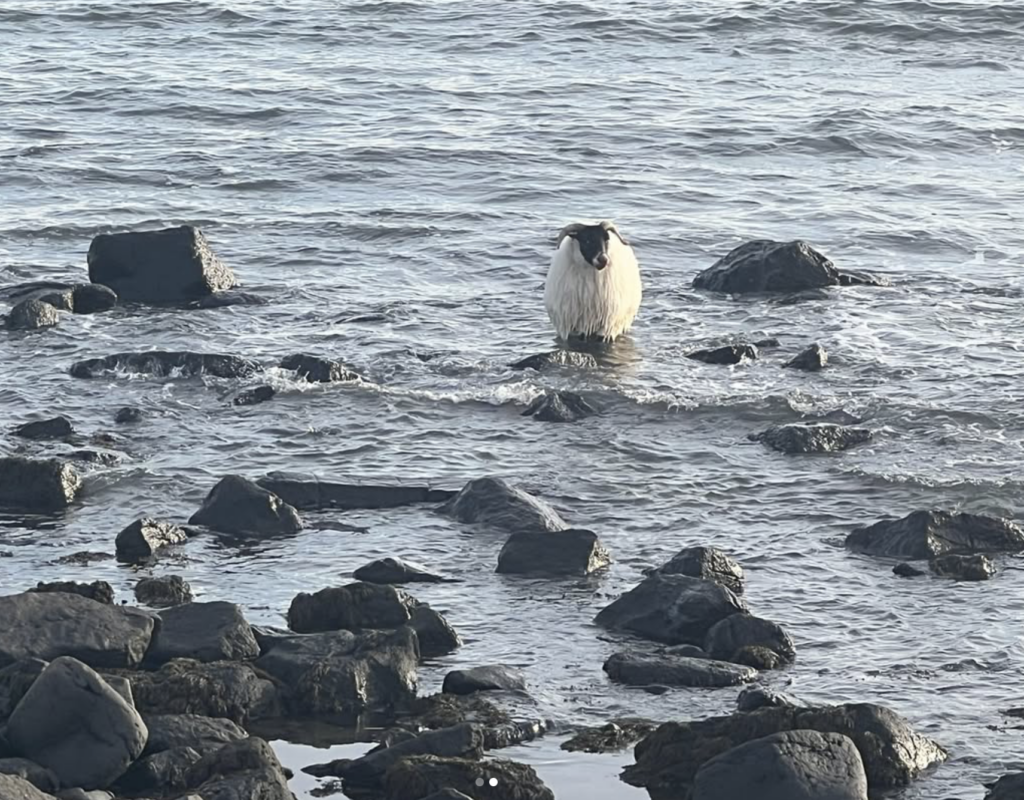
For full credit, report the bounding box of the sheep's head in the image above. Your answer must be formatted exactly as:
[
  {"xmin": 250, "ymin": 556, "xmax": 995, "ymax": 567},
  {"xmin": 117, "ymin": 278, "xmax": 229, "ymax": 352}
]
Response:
[{"xmin": 557, "ymin": 220, "xmax": 627, "ymax": 271}]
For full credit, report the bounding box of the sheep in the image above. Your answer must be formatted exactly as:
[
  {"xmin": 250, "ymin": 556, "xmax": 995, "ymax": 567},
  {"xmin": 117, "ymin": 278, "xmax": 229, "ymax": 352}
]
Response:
[{"xmin": 543, "ymin": 220, "xmax": 642, "ymax": 342}]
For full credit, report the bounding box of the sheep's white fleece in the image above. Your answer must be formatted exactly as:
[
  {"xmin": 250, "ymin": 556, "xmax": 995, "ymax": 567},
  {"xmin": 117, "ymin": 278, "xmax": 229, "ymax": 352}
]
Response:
[{"xmin": 544, "ymin": 228, "xmax": 642, "ymax": 341}]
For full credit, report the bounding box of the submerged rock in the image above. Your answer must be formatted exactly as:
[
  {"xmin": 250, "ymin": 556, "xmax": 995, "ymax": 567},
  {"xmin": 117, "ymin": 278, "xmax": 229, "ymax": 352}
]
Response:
[
  {"xmin": 134, "ymin": 576, "xmax": 194, "ymax": 607},
  {"xmin": 603, "ymin": 652, "xmax": 756, "ymax": 688},
  {"xmin": 5, "ymin": 299, "xmax": 60, "ymax": 331},
  {"xmin": 115, "ymin": 517, "xmax": 188, "ymax": 563},
  {"xmin": 354, "ymin": 557, "xmax": 453, "ymax": 585},
  {"xmin": 785, "ymin": 343, "xmax": 828, "ymax": 371},
  {"xmin": 561, "ymin": 719, "xmax": 658, "ymax": 754},
  {"xmin": 0, "ymin": 458, "xmax": 81, "ymax": 513},
  {"xmin": 687, "ymin": 344, "xmax": 758, "ymax": 365},
  {"xmin": 70, "ymin": 351, "xmax": 260, "ymax": 380},
  {"xmin": 258, "ymin": 471, "xmax": 456, "ymax": 511},
  {"xmin": 704, "ymin": 614, "xmax": 796, "ymax": 666},
  {"xmin": 13, "ymin": 417, "xmax": 74, "ymax": 441},
  {"xmin": 496, "ymin": 529, "xmax": 611, "ymax": 576},
  {"xmin": 144, "ymin": 601, "xmax": 260, "ymax": 667},
  {"xmin": 28, "ymin": 580, "xmax": 114, "ymax": 605},
  {"xmin": 892, "ymin": 562, "xmax": 926, "ymax": 578},
  {"xmin": 280, "ymin": 353, "xmax": 360, "ymax": 383},
  {"xmin": 189, "ymin": 475, "xmax": 303, "ymax": 537},
  {"xmin": 845, "ymin": 510, "xmax": 1024, "ymax": 559},
  {"xmin": 383, "ymin": 755, "xmax": 554, "ymax": 800},
  {"xmin": 233, "ymin": 385, "xmax": 276, "ymax": 406},
  {"xmin": 693, "ymin": 240, "xmax": 842, "ymax": 294},
  {"xmin": 521, "ymin": 391, "xmax": 597, "ymax": 422},
  {"xmin": 442, "ymin": 666, "xmax": 527, "ymax": 696},
  {"xmin": 511, "ymin": 350, "xmax": 598, "ymax": 371},
  {"xmin": 190, "ymin": 290, "xmax": 268, "ymax": 309},
  {"xmin": 651, "ymin": 546, "xmax": 745, "ymax": 595},
  {"xmin": 438, "ymin": 477, "xmax": 568, "ymax": 534},
  {"xmin": 113, "ymin": 407, "xmax": 143, "ymax": 424},
  {"xmin": 929, "ymin": 553, "xmax": 995, "ymax": 581},
  {"xmin": 752, "ymin": 423, "xmax": 872, "ymax": 454},
  {"xmin": 87, "ymin": 225, "xmax": 235, "ymax": 304}
]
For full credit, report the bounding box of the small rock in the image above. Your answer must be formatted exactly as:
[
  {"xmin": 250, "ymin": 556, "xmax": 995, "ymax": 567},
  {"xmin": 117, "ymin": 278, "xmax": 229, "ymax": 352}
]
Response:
[
  {"xmin": 687, "ymin": 344, "xmax": 758, "ymax": 365},
  {"xmin": 0, "ymin": 456, "xmax": 81, "ymax": 513},
  {"xmin": 5, "ymin": 299, "xmax": 60, "ymax": 331},
  {"xmin": 438, "ymin": 476, "xmax": 568, "ymax": 534},
  {"xmin": 383, "ymin": 755, "xmax": 554, "ymax": 800},
  {"xmin": 70, "ymin": 351, "xmax": 260, "ymax": 380},
  {"xmin": 113, "ymin": 407, "xmax": 143, "ymax": 424},
  {"xmin": 736, "ymin": 686, "xmax": 806, "ymax": 712},
  {"xmin": 66, "ymin": 450, "xmax": 122, "ymax": 466},
  {"xmin": 785, "ymin": 343, "xmax": 828, "ymax": 371},
  {"xmin": 754, "ymin": 337, "xmax": 781, "ymax": 349},
  {"xmin": 354, "ymin": 557, "xmax": 452, "ymax": 585},
  {"xmin": 560, "ymin": 719, "xmax": 658, "ymax": 753},
  {"xmin": 929, "ymin": 553, "xmax": 995, "ymax": 581},
  {"xmin": 704, "ymin": 614, "xmax": 796, "ymax": 666},
  {"xmin": 287, "ymin": 582, "xmax": 412, "ymax": 633},
  {"xmin": 115, "ymin": 518, "xmax": 188, "ymax": 563},
  {"xmin": 752, "ymin": 423, "xmax": 871, "ymax": 454},
  {"xmin": 190, "ymin": 290, "xmax": 268, "ymax": 309},
  {"xmin": 54, "ymin": 551, "xmax": 111, "ymax": 566},
  {"xmin": 409, "ymin": 605, "xmax": 462, "ymax": 659},
  {"xmin": 731, "ymin": 645, "xmax": 786, "ymax": 670},
  {"xmin": 692, "ymin": 240, "xmax": 842, "ymax": 294},
  {"xmin": 846, "ymin": 510, "xmax": 1024, "ymax": 559},
  {"xmin": 258, "ymin": 471, "xmax": 456, "ymax": 510},
  {"xmin": 604, "ymin": 652, "xmax": 756, "ymax": 688},
  {"xmin": 521, "ymin": 391, "xmax": 596, "ymax": 422},
  {"xmin": 13, "ymin": 417, "xmax": 74, "ymax": 441},
  {"xmin": 134, "ymin": 575, "xmax": 194, "ymax": 607},
  {"xmin": 496, "ymin": 529, "xmax": 611, "ymax": 576},
  {"xmin": 144, "ymin": 601, "xmax": 260, "ymax": 666},
  {"xmin": 280, "ymin": 353, "xmax": 360, "ymax": 383},
  {"xmin": 443, "ymin": 666, "xmax": 526, "ymax": 696},
  {"xmin": 69, "ymin": 283, "xmax": 118, "ymax": 314},
  {"xmin": 652, "ymin": 546, "xmax": 744, "ymax": 595},
  {"xmin": 233, "ymin": 385, "xmax": 276, "ymax": 406},
  {"xmin": 189, "ymin": 475, "xmax": 303, "ymax": 537},
  {"xmin": 892, "ymin": 562, "xmax": 926, "ymax": 578},
  {"xmin": 510, "ymin": 350, "xmax": 598, "ymax": 371},
  {"xmin": 28, "ymin": 581, "xmax": 114, "ymax": 605}
]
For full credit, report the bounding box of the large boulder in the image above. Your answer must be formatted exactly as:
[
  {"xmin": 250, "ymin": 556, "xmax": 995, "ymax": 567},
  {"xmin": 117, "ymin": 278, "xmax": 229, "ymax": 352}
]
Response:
[
  {"xmin": 135, "ymin": 575, "xmax": 194, "ymax": 607},
  {"xmin": 496, "ymin": 529, "xmax": 611, "ymax": 576},
  {"xmin": 651, "ymin": 546, "xmax": 745, "ymax": 595},
  {"xmin": 604, "ymin": 652, "xmax": 755, "ymax": 688},
  {"xmin": 279, "ymin": 353, "xmax": 359, "ymax": 383},
  {"xmin": 703, "ymin": 614, "xmax": 796, "ymax": 666},
  {"xmin": 0, "ymin": 774, "xmax": 57, "ymax": 800},
  {"xmin": 70, "ymin": 351, "xmax": 260, "ymax": 380},
  {"xmin": 0, "ymin": 592, "xmax": 155, "ymax": 669},
  {"xmin": 752, "ymin": 424, "xmax": 872, "ymax": 454},
  {"xmin": 142, "ymin": 713, "xmax": 246, "ymax": 756},
  {"xmin": 442, "ymin": 666, "xmax": 526, "ymax": 696},
  {"xmin": 521, "ymin": 391, "xmax": 597, "ymax": 422},
  {"xmin": 257, "ymin": 471, "xmax": 455, "ymax": 511},
  {"xmin": 144, "ymin": 602, "xmax": 260, "ymax": 666},
  {"xmin": 511, "ymin": 350, "xmax": 598, "ymax": 371},
  {"xmin": 115, "ymin": 518, "xmax": 189, "ymax": 563},
  {"xmin": 693, "ymin": 240, "xmax": 841, "ymax": 294},
  {"xmin": 691, "ymin": 730, "xmax": 869, "ymax": 800},
  {"xmin": 6, "ymin": 657, "xmax": 147, "ymax": 790},
  {"xmin": 189, "ymin": 475, "xmax": 302, "ymax": 537},
  {"xmin": 0, "ymin": 458, "xmax": 81, "ymax": 513},
  {"xmin": 182, "ymin": 737, "xmax": 292, "ymax": 800},
  {"xmin": 87, "ymin": 226, "xmax": 235, "ymax": 304},
  {"xmin": 438, "ymin": 477, "xmax": 568, "ymax": 534},
  {"xmin": 623, "ymin": 703, "xmax": 946, "ymax": 795},
  {"xmin": 354, "ymin": 557, "xmax": 452, "ymax": 584},
  {"xmin": 594, "ymin": 573, "xmax": 747, "ymax": 645},
  {"xmin": 13, "ymin": 417, "xmax": 74, "ymax": 441},
  {"xmin": 383, "ymin": 755, "xmax": 554, "ymax": 800},
  {"xmin": 5, "ymin": 299, "xmax": 60, "ymax": 331},
  {"xmin": 845, "ymin": 510, "xmax": 1024, "ymax": 559},
  {"xmin": 28, "ymin": 580, "xmax": 113, "ymax": 605}
]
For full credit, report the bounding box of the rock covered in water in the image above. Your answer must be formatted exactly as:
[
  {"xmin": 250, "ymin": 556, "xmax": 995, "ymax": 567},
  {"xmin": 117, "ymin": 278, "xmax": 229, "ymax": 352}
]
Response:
[
  {"xmin": 258, "ymin": 471, "xmax": 456, "ymax": 511},
  {"xmin": 189, "ymin": 475, "xmax": 302, "ymax": 537},
  {"xmin": 13, "ymin": 417, "xmax": 74, "ymax": 441},
  {"xmin": 0, "ymin": 458, "xmax": 81, "ymax": 513},
  {"xmin": 5, "ymin": 299, "xmax": 60, "ymax": 331},
  {"xmin": 603, "ymin": 652, "xmax": 756, "ymax": 688},
  {"xmin": 521, "ymin": 391, "xmax": 596, "ymax": 422},
  {"xmin": 113, "ymin": 407, "xmax": 143, "ymax": 424},
  {"xmin": 70, "ymin": 351, "xmax": 260, "ymax": 380},
  {"xmin": 189, "ymin": 290, "xmax": 268, "ymax": 309},
  {"xmin": 752, "ymin": 424, "xmax": 872, "ymax": 454},
  {"xmin": 279, "ymin": 353, "xmax": 360, "ymax": 383},
  {"xmin": 929, "ymin": 553, "xmax": 995, "ymax": 581},
  {"xmin": 892, "ymin": 562, "xmax": 926, "ymax": 578},
  {"xmin": 383, "ymin": 755, "xmax": 554, "ymax": 800},
  {"xmin": 354, "ymin": 557, "xmax": 452, "ymax": 585},
  {"xmin": 115, "ymin": 518, "xmax": 188, "ymax": 563},
  {"xmin": 28, "ymin": 581, "xmax": 114, "ymax": 605},
  {"xmin": 845, "ymin": 510, "xmax": 1024, "ymax": 559},
  {"xmin": 144, "ymin": 601, "xmax": 260, "ymax": 667},
  {"xmin": 651, "ymin": 546, "xmax": 745, "ymax": 595},
  {"xmin": 704, "ymin": 614, "xmax": 796, "ymax": 666},
  {"xmin": 561, "ymin": 719, "xmax": 658, "ymax": 754},
  {"xmin": 691, "ymin": 730, "xmax": 869, "ymax": 800},
  {"xmin": 232, "ymin": 385, "xmax": 275, "ymax": 406},
  {"xmin": 496, "ymin": 529, "xmax": 611, "ymax": 576},
  {"xmin": 511, "ymin": 350, "xmax": 598, "ymax": 371},
  {"xmin": 786, "ymin": 343, "xmax": 828, "ymax": 371},
  {"xmin": 693, "ymin": 240, "xmax": 842, "ymax": 294},
  {"xmin": 438, "ymin": 477, "xmax": 568, "ymax": 534},
  {"xmin": 687, "ymin": 344, "xmax": 758, "ymax": 365},
  {"xmin": 442, "ymin": 666, "xmax": 527, "ymax": 696},
  {"xmin": 87, "ymin": 225, "xmax": 235, "ymax": 304}
]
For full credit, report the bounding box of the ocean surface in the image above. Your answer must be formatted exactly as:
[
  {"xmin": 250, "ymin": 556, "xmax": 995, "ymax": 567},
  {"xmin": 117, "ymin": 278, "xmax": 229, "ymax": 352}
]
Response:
[{"xmin": 2, "ymin": 1, "xmax": 1024, "ymax": 797}]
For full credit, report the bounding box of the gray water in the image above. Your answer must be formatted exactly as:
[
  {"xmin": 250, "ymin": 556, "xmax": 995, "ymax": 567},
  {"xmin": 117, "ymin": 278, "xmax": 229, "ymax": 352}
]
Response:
[{"xmin": 2, "ymin": 1, "xmax": 1024, "ymax": 797}]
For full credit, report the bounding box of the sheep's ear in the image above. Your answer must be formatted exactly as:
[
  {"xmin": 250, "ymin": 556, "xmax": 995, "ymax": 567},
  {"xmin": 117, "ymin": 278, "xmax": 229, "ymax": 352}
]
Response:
[
  {"xmin": 556, "ymin": 222, "xmax": 584, "ymax": 247},
  {"xmin": 601, "ymin": 220, "xmax": 629, "ymax": 246}
]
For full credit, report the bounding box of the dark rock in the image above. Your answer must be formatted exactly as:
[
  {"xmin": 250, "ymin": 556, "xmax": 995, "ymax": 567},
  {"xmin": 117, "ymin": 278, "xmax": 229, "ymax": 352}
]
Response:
[
  {"xmin": 511, "ymin": 350, "xmax": 598, "ymax": 371},
  {"xmin": 704, "ymin": 614, "xmax": 796, "ymax": 666},
  {"xmin": 482, "ymin": 720, "xmax": 547, "ymax": 750},
  {"xmin": 7, "ymin": 657, "xmax": 147, "ymax": 790},
  {"xmin": 54, "ymin": 551, "xmax": 111, "ymax": 566},
  {"xmin": 604, "ymin": 652, "xmax": 755, "ymax": 687},
  {"xmin": 985, "ymin": 772, "xmax": 1024, "ymax": 800},
  {"xmin": 70, "ymin": 351, "xmax": 260, "ymax": 380},
  {"xmin": 0, "ymin": 593, "xmax": 154, "ymax": 669},
  {"xmin": 13, "ymin": 417, "xmax": 74, "ymax": 441},
  {"xmin": 737, "ymin": 687, "xmax": 806, "ymax": 712},
  {"xmin": 69, "ymin": 283, "xmax": 118, "ymax": 314},
  {"xmin": 687, "ymin": 344, "xmax": 758, "ymax": 365},
  {"xmin": 280, "ymin": 353, "xmax": 360, "ymax": 383},
  {"xmin": 691, "ymin": 729, "xmax": 869, "ymax": 800},
  {"xmin": 0, "ymin": 458, "xmax": 81, "ymax": 513},
  {"xmin": 255, "ymin": 628, "xmax": 418, "ymax": 717},
  {"xmin": 443, "ymin": 666, "xmax": 526, "ymax": 696},
  {"xmin": 33, "ymin": 288, "xmax": 73, "ymax": 311},
  {"xmin": 354, "ymin": 557, "xmax": 452, "ymax": 585},
  {"xmin": 0, "ymin": 774, "xmax": 58, "ymax": 799},
  {"xmin": 142, "ymin": 713, "xmax": 247, "ymax": 756},
  {"xmin": 561, "ymin": 719, "xmax": 658, "ymax": 753},
  {"xmin": 233, "ymin": 385, "xmax": 276, "ymax": 406},
  {"xmin": 594, "ymin": 573, "xmax": 747, "ymax": 645},
  {"xmin": 663, "ymin": 644, "xmax": 709, "ymax": 659},
  {"xmin": 652, "ymin": 546, "xmax": 745, "ymax": 595},
  {"xmin": 754, "ymin": 337, "xmax": 781, "ymax": 349},
  {"xmin": 190, "ymin": 291, "xmax": 268, "ymax": 309},
  {"xmin": 384, "ymin": 755, "xmax": 554, "ymax": 800},
  {"xmin": 438, "ymin": 477, "xmax": 568, "ymax": 534},
  {"xmin": 188, "ymin": 475, "xmax": 302, "ymax": 537},
  {"xmin": 66, "ymin": 450, "xmax": 121, "ymax": 467},
  {"xmin": 692, "ymin": 240, "xmax": 842, "ymax": 294},
  {"xmin": 135, "ymin": 576, "xmax": 194, "ymax": 607},
  {"xmin": 622, "ymin": 703, "xmax": 946, "ymax": 795},
  {"xmin": 5, "ymin": 299, "xmax": 60, "ymax": 331},
  {"xmin": 521, "ymin": 391, "xmax": 596, "ymax": 422},
  {"xmin": 420, "ymin": 791, "xmax": 474, "ymax": 800},
  {"xmin": 409, "ymin": 605, "xmax": 462, "ymax": 659},
  {"xmin": 112, "ymin": 745, "xmax": 202, "ymax": 796},
  {"xmin": 57, "ymin": 789, "xmax": 114, "ymax": 800},
  {"xmin": 113, "ymin": 406, "xmax": 143, "ymax": 424},
  {"xmin": 87, "ymin": 225, "xmax": 235, "ymax": 304},
  {"xmin": 929, "ymin": 553, "xmax": 995, "ymax": 581},
  {"xmin": 0, "ymin": 659, "xmax": 49, "ymax": 721},
  {"xmin": 403, "ymin": 692, "xmax": 512, "ymax": 731},
  {"xmin": 785, "ymin": 343, "xmax": 828, "ymax": 371},
  {"xmin": 145, "ymin": 602, "xmax": 259, "ymax": 667},
  {"xmin": 258, "ymin": 471, "xmax": 455, "ymax": 511},
  {"xmin": 892, "ymin": 562, "xmax": 926, "ymax": 578},
  {"xmin": 28, "ymin": 581, "xmax": 113, "ymax": 605},
  {"xmin": 115, "ymin": 517, "xmax": 188, "ymax": 563},
  {"xmin": 731, "ymin": 645, "xmax": 786, "ymax": 670},
  {"xmin": 0, "ymin": 758, "xmax": 59, "ymax": 793},
  {"xmin": 839, "ymin": 270, "xmax": 889, "ymax": 287},
  {"xmin": 183, "ymin": 737, "xmax": 291, "ymax": 800},
  {"xmin": 496, "ymin": 528, "xmax": 610, "ymax": 576},
  {"xmin": 845, "ymin": 510, "xmax": 1024, "ymax": 559},
  {"xmin": 752, "ymin": 424, "xmax": 872, "ymax": 454},
  {"xmin": 287, "ymin": 582, "xmax": 413, "ymax": 633}
]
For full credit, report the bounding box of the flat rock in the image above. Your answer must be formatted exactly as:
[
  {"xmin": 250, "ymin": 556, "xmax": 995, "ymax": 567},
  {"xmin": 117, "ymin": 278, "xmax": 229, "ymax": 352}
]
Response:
[
  {"xmin": 70, "ymin": 351, "xmax": 260, "ymax": 380},
  {"xmin": 354, "ymin": 557, "xmax": 452, "ymax": 584},
  {"xmin": 28, "ymin": 581, "xmax": 113, "ymax": 605},
  {"xmin": 7, "ymin": 657, "xmax": 147, "ymax": 790},
  {"xmin": 693, "ymin": 240, "xmax": 842, "ymax": 294},
  {"xmin": 752, "ymin": 424, "xmax": 872, "ymax": 454},
  {"xmin": 13, "ymin": 417, "xmax": 74, "ymax": 441},
  {"xmin": 438, "ymin": 477, "xmax": 569, "ymax": 534},
  {"xmin": 0, "ymin": 758, "xmax": 59, "ymax": 793},
  {"xmin": 785, "ymin": 343, "xmax": 828, "ymax": 371},
  {"xmin": 142, "ymin": 713, "xmax": 247, "ymax": 756},
  {"xmin": 280, "ymin": 353, "xmax": 360, "ymax": 382},
  {"xmin": 383, "ymin": 755, "xmax": 554, "ymax": 800},
  {"xmin": 0, "ymin": 774, "xmax": 58, "ymax": 800},
  {"xmin": 442, "ymin": 666, "xmax": 526, "ymax": 696},
  {"xmin": 233, "ymin": 385, "xmax": 275, "ymax": 406},
  {"xmin": 652, "ymin": 546, "xmax": 745, "ymax": 594},
  {"xmin": 511, "ymin": 350, "xmax": 599, "ymax": 371},
  {"xmin": 560, "ymin": 719, "xmax": 658, "ymax": 753},
  {"xmin": 604, "ymin": 652, "xmax": 756, "ymax": 687},
  {"xmin": 521, "ymin": 391, "xmax": 596, "ymax": 422},
  {"xmin": 189, "ymin": 290, "xmax": 268, "ymax": 309},
  {"xmin": 687, "ymin": 344, "xmax": 758, "ymax": 365},
  {"xmin": 929, "ymin": 553, "xmax": 995, "ymax": 581},
  {"xmin": 87, "ymin": 225, "xmax": 235, "ymax": 304},
  {"xmin": 704, "ymin": 614, "xmax": 796, "ymax": 665},
  {"xmin": 258, "ymin": 471, "xmax": 455, "ymax": 510},
  {"xmin": 595, "ymin": 573, "xmax": 748, "ymax": 645},
  {"xmin": 135, "ymin": 575, "xmax": 194, "ymax": 607},
  {"xmin": 496, "ymin": 529, "xmax": 611, "ymax": 576},
  {"xmin": 115, "ymin": 517, "xmax": 188, "ymax": 563},
  {"xmin": 0, "ymin": 458, "xmax": 82, "ymax": 513},
  {"xmin": 0, "ymin": 592, "xmax": 155, "ymax": 669},
  {"xmin": 144, "ymin": 601, "xmax": 259, "ymax": 667},
  {"xmin": 5, "ymin": 299, "xmax": 60, "ymax": 331},
  {"xmin": 845, "ymin": 510, "xmax": 1024, "ymax": 559},
  {"xmin": 189, "ymin": 475, "xmax": 302, "ymax": 537},
  {"xmin": 691, "ymin": 730, "xmax": 869, "ymax": 800}
]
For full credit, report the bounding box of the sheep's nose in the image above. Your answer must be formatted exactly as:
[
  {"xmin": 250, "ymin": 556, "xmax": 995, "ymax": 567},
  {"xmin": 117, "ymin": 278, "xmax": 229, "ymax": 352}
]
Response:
[{"xmin": 594, "ymin": 253, "xmax": 609, "ymax": 270}]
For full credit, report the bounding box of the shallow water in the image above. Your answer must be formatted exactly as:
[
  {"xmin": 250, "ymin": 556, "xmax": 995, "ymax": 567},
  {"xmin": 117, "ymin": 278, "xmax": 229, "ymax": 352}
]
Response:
[{"xmin": 2, "ymin": 0, "xmax": 1024, "ymax": 797}]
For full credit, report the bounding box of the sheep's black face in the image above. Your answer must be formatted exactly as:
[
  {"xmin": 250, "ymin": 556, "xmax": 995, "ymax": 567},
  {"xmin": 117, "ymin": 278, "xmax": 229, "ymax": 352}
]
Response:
[{"xmin": 573, "ymin": 226, "xmax": 611, "ymax": 270}]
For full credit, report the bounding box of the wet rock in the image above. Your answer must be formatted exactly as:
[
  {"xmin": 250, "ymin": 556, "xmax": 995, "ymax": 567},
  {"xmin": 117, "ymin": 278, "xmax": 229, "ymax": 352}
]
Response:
[
  {"xmin": 112, "ymin": 745, "xmax": 202, "ymax": 796},
  {"xmin": 5, "ymin": 299, "xmax": 60, "ymax": 331},
  {"xmin": 0, "ymin": 458, "xmax": 81, "ymax": 513},
  {"xmin": 651, "ymin": 546, "xmax": 745, "ymax": 595},
  {"xmin": 839, "ymin": 270, "xmax": 888, "ymax": 287},
  {"xmin": 113, "ymin": 406, "xmax": 143, "ymax": 424},
  {"xmin": 258, "ymin": 471, "xmax": 455, "ymax": 511},
  {"xmin": 403, "ymin": 692, "xmax": 512, "ymax": 731},
  {"xmin": 183, "ymin": 737, "xmax": 291, "ymax": 800},
  {"xmin": 0, "ymin": 774, "xmax": 58, "ymax": 800},
  {"xmin": 134, "ymin": 575, "xmax": 194, "ymax": 607},
  {"xmin": 142, "ymin": 713, "xmax": 247, "ymax": 755},
  {"xmin": 693, "ymin": 240, "xmax": 843, "ymax": 294},
  {"xmin": 785, "ymin": 343, "xmax": 828, "ymax": 371},
  {"xmin": 54, "ymin": 551, "xmax": 111, "ymax": 566},
  {"xmin": 280, "ymin": 353, "xmax": 360, "ymax": 383},
  {"xmin": 7, "ymin": 657, "xmax": 147, "ymax": 790},
  {"xmin": 731, "ymin": 645, "xmax": 787, "ymax": 670},
  {"xmin": 752, "ymin": 423, "xmax": 872, "ymax": 454},
  {"xmin": 737, "ymin": 687, "xmax": 807, "ymax": 712},
  {"xmin": 0, "ymin": 659, "xmax": 49, "ymax": 721},
  {"xmin": 687, "ymin": 344, "xmax": 758, "ymax": 365},
  {"xmin": 71, "ymin": 283, "xmax": 119, "ymax": 314},
  {"xmin": 604, "ymin": 652, "xmax": 756, "ymax": 688},
  {"xmin": 496, "ymin": 528, "xmax": 610, "ymax": 576},
  {"xmin": 892, "ymin": 562, "xmax": 926, "ymax": 578},
  {"xmin": 189, "ymin": 475, "xmax": 303, "ymax": 537},
  {"xmin": 595, "ymin": 573, "xmax": 747, "ymax": 645},
  {"xmin": 845, "ymin": 510, "xmax": 1024, "ymax": 559},
  {"xmin": 691, "ymin": 729, "xmax": 869, "ymax": 800},
  {"xmin": 70, "ymin": 351, "xmax": 260, "ymax": 380},
  {"xmin": 663, "ymin": 644, "xmax": 709, "ymax": 659},
  {"xmin": 13, "ymin": 417, "xmax": 74, "ymax": 441},
  {"xmin": 87, "ymin": 225, "xmax": 235, "ymax": 304},
  {"xmin": 66, "ymin": 450, "xmax": 122, "ymax": 467},
  {"xmin": 929, "ymin": 553, "xmax": 995, "ymax": 581},
  {"xmin": 511, "ymin": 350, "xmax": 598, "ymax": 371},
  {"xmin": 189, "ymin": 290, "xmax": 268, "ymax": 309},
  {"xmin": 28, "ymin": 581, "xmax": 113, "ymax": 605},
  {"xmin": 115, "ymin": 517, "xmax": 188, "ymax": 563},
  {"xmin": 0, "ymin": 758, "xmax": 59, "ymax": 793},
  {"xmin": 287, "ymin": 582, "xmax": 413, "ymax": 633},
  {"xmin": 438, "ymin": 477, "xmax": 568, "ymax": 534},
  {"xmin": 409, "ymin": 605, "xmax": 462, "ymax": 659},
  {"xmin": 704, "ymin": 614, "xmax": 796, "ymax": 666},
  {"xmin": 443, "ymin": 666, "xmax": 526, "ymax": 696},
  {"xmin": 561, "ymin": 719, "xmax": 658, "ymax": 754},
  {"xmin": 233, "ymin": 385, "xmax": 276, "ymax": 406},
  {"xmin": 0, "ymin": 592, "xmax": 154, "ymax": 669},
  {"xmin": 354, "ymin": 557, "xmax": 452, "ymax": 584},
  {"xmin": 622, "ymin": 702, "xmax": 946, "ymax": 795},
  {"xmin": 144, "ymin": 601, "xmax": 260, "ymax": 667},
  {"xmin": 985, "ymin": 772, "xmax": 1024, "ymax": 800},
  {"xmin": 521, "ymin": 391, "xmax": 596, "ymax": 422},
  {"xmin": 383, "ymin": 755, "xmax": 554, "ymax": 800},
  {"xmin": 255, "ymin": 628, "xmax": 418, "ymax": 717}
]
